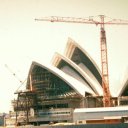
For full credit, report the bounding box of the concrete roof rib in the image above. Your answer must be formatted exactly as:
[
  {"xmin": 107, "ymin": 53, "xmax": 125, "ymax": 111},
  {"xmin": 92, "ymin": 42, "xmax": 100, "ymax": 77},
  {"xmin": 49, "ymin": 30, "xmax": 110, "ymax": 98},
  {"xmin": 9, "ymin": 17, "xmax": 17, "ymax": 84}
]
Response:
[{"xmin": 27, "ymin": 61, "xmax": 95, "ymax": 97}]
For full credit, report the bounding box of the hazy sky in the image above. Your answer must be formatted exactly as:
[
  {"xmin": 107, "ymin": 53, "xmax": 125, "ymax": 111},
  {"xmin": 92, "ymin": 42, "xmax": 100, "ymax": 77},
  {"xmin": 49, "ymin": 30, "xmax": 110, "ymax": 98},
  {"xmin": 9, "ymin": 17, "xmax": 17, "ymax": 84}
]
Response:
[{"xmin": 0, "ymin": 0, "xmax": 128, "ymax": 112}]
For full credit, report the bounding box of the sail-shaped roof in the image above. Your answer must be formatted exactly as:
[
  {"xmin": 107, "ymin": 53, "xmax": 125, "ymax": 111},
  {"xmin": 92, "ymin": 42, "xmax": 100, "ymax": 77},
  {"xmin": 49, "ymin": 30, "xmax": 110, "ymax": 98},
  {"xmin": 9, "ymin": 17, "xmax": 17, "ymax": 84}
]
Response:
[
  {"xmin": 118, "ymin": 77, "xmax": 128, "ymax": 97},
  {"xmin": 62, "ymin": 38, "xmax": 103, "ymax": 94},
  {"xmin": 26, "ymin": 61, "xmax": 95, "ymax": 97},
  {"xmin": 64, "ymin": 38, "xmax": 102, "ymax": 86},
  {"xmin": 52, "ymin": 52, "xmax": 103, "ymax": 95}
]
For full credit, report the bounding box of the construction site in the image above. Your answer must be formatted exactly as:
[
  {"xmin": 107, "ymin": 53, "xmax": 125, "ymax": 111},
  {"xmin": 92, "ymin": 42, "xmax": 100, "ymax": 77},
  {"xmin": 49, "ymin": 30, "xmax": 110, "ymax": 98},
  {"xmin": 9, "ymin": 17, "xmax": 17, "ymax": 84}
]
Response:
[{"xmin": 5, "ymin": 15, "xmax": 128, "ymax": 127}]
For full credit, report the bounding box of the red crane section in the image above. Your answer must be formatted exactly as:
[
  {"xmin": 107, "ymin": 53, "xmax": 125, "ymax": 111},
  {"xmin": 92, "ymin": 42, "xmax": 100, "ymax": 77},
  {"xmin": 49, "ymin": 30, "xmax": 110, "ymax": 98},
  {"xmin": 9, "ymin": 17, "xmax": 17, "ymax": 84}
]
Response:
[
  {"xmin": 100, "ymin": 15, "xmax": 110, "ymax": 107},
  {"xmin": 35, "ymin": 15, "xmax": 128, "ymax": 107}
]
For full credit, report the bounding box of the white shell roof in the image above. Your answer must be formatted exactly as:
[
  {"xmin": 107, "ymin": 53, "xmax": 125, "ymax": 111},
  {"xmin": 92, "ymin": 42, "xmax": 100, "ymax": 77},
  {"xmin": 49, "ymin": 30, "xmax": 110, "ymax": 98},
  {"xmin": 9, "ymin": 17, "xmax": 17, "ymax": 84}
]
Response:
[
  {"xmin": 63, "ymin": 38, "xmax": 103, "ymax": 95},
  {"xmin": 64, "ymin": 37, "xmax": 101, "ymax": 77},
  {"xmin": 25, "ymin": 38, "xmax": 128, "ymax": 98},
  {"xmin": 52, "ymin": 52, "xmax": 103, "ymax": 96},
  {"xmin": 27, "ymin": 61, "xmax": 96, "ymax": 97},
  {"xmin": 117, "ymin": 77, "xmax": 128, "ymax": 97}
]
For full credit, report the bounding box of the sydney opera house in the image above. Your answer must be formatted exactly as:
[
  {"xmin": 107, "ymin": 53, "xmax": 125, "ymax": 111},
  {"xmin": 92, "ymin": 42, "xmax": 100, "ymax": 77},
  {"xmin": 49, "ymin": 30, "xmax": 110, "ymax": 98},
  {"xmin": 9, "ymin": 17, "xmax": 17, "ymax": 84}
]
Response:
[{"xmin": 8, "ymin": 38, "xmax": 128, "ymax": 126}]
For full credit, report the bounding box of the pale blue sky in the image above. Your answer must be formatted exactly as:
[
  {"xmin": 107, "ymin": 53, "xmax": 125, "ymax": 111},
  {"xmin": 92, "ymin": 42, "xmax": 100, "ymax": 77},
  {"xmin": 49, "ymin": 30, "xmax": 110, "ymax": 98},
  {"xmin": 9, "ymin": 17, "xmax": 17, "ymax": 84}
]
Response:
[{"xmin": 0, "ymin": 0, "xmax": 128, "ymax": 112}]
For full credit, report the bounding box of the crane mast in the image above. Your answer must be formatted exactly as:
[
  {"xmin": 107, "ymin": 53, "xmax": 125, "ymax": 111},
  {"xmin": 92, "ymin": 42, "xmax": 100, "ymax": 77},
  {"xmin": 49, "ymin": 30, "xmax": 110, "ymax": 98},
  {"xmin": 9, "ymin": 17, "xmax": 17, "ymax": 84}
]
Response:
[
  {"xmin": 35, "ymin": 15, "xmax": 128, "ymax": 107},
  {"xmin": 100, "ymin": 15, "xmax": 110, "ymax": 107}
]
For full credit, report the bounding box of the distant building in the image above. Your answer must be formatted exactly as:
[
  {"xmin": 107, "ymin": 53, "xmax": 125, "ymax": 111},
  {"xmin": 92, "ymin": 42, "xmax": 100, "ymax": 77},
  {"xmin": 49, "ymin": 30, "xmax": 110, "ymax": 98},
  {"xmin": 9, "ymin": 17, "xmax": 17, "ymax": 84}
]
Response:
[{"xmin": 0, "ymin": 113, "xmax": 6, "ymax": 126}]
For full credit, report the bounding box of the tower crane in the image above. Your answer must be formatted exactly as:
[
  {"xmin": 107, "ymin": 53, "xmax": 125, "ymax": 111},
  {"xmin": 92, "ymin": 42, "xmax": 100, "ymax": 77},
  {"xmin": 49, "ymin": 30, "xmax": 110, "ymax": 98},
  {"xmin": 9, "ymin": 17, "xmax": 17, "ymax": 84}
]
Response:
[{"xmin": 35, "ymin": 15, "xmax": 128, "ymax": 107}]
